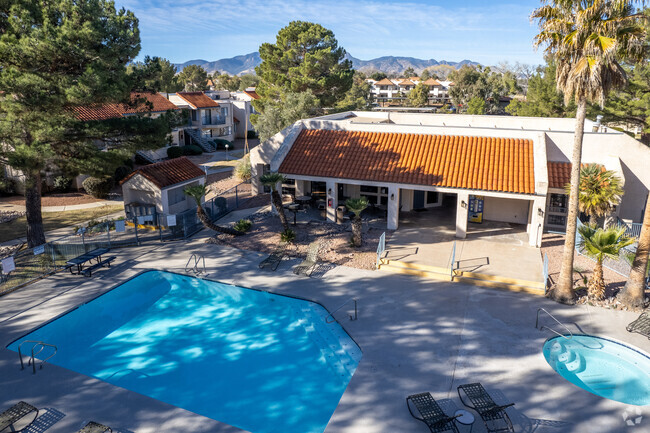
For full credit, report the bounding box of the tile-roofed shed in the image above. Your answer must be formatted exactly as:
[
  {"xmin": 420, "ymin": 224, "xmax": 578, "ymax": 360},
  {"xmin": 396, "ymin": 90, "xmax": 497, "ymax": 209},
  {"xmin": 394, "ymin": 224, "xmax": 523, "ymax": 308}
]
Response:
[
  {"xmin": 176, "ymin": 92, "xmax": 220, "ymax": 109},
  {"xmin": 279, "ymin": 129, "xmax": 535, "ymax": 194},
  {"xmin": 120, "ymin": 157, "xmax": 205, "ymax": 189}
]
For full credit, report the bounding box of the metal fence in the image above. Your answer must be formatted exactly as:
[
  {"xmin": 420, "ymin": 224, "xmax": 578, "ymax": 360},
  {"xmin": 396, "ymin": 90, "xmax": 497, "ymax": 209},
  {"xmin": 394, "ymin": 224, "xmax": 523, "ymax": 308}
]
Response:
[
  {"xmin": 0, "ymin": 181, "xmax": 253, "ymax": 295},
  {"xmin": 376, "ymin": 232, "xmax": 385, "ymax": 269},
  {"xmin": 575, "ymin": 218, "xmax": 633, "ymax": 277},
  {"xmin": 616, "ymin": 217, "xmax": 643, "ymax": 239}
]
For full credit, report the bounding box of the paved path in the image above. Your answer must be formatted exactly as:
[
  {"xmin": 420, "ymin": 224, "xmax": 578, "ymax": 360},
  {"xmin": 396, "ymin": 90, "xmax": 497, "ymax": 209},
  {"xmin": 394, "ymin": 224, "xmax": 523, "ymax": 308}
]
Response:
[{"xmin": 0, "ymin": 237, "xmax": 648, "ymax": 433}]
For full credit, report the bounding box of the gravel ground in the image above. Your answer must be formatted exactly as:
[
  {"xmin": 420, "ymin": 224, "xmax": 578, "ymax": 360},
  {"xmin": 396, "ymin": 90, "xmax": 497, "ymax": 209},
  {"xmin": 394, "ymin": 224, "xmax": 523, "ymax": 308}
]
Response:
[
  {"xmin": 207, "ymin": 211, "xmax": 390, "ymax": 270},
  {"xmin": 0, "ymin": 193, "xmax": 105, "ymax": 207},
  {"xmin": 541, "ymin": 232, "xmax": 647, "ymax": 310}
]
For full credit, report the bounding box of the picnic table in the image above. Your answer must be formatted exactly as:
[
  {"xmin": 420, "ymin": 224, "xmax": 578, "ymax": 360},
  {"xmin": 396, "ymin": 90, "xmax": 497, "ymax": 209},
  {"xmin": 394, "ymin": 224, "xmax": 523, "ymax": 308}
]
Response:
[{"xmin": 66, "ymin": 248, "xmax": 110, "ymax": 275}]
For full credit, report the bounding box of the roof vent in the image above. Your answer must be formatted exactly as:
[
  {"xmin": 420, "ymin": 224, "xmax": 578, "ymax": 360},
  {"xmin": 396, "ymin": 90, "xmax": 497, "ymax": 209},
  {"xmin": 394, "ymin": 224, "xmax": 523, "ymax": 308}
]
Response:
[{"xmin": 593, "ymin": 115, "xmax": 603, "ymax": 132}]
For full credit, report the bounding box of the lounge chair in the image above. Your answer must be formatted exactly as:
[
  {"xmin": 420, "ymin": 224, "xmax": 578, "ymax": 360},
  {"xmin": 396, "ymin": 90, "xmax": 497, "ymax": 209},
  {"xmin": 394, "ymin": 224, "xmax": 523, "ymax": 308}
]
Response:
[
  {"xmin": 76, "ymin": 421, "xmax": 112, "ymax": 433},
  {"xmin": 0, "ymin": 401, "xmax": 39, "ymax": 432},
  {"xmin": 406, "ymin": 393, "xmax": 460, "ymax": 433},
  {"xmin": 293, "ymin": 241, "xmax": 320, "ymax": 276},
  {"xmin": 259, "ymin": 245, "xmax": 286, "ymax": 271},
  {"xmin": 457, "ymin": 383, "xmax": 514, "ymax": 433},
  {"xmin": 626, "ymin": 312, "xmax": 650, "ymax": 340}
]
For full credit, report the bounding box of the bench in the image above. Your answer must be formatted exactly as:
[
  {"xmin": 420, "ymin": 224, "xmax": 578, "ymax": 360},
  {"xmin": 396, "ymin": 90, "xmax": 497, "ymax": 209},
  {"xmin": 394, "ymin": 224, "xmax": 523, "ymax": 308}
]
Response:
[{"xmin": 81, "ymin": 256, "xmax": 116, "ymax": 277}]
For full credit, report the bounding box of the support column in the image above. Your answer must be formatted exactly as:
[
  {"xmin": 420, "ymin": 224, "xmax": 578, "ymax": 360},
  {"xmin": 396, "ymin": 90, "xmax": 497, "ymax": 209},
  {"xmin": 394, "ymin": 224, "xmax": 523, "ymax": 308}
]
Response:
[
  {"xmin": 295, "ymin": 180, "xmax": 306, "ymax": 197},
  {"xmin": 387, "ymin": 186, "xmax": 400, "ymax": 230},
  {"xmin": 326, "ymin": 180, "xmax": 337, "ymax": 223},
  {"xmin": 456, "ymin": 192, "xmax": 469, "ymax": 239},
  {"xmin": 529, "ymin": 196, "xmax": 546, "ymax": 247}
]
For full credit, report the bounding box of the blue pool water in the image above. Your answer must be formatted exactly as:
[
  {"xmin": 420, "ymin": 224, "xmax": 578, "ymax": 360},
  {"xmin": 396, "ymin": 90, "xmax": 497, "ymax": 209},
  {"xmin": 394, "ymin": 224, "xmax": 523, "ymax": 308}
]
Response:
[
  {"xmin": 8, "ymin": 271, "xmax": 362, "ymax": 433},
  {"xmin": 543, "ymin": 335, "xmax": 650, "ymax": 406}
]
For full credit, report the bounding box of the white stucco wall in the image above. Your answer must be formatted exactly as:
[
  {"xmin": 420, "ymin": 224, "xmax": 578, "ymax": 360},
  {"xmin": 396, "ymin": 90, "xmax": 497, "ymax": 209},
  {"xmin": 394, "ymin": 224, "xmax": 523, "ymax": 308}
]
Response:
[
  {"xmin": 483, "ymin": 196, "xmax": 530, "ymax": 225},
  {"xmin": 122, "ymin": 175, "xmax": 162, "ymax": 213}
]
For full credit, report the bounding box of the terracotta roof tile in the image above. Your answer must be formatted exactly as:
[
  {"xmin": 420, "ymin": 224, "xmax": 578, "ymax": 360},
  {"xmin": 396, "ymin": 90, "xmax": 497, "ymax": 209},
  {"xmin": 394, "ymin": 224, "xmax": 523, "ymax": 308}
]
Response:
[
  {"xmin": 374, "ymin": 78, "xmax": 394, "ymax": 86},
  {"xmin": 73, "ymin": 92, "xmax": 178, "ymax": 121},
  {"xmin": 279, "ymin": 130, "xmax": 535, "ymax": 194},
  {"xmin": 73, "ymin": 104, "xmax": 123, "ymax": 121},
  {"xmin": 120, "ymin": 156, "xmax": 205, "ymax": 189},
  {"xmin": 547, "ymin": 161, "xmax": 603, "ymax": 189},
  {"xmin": 243, "ymin": 90, "xmax": 260, "ymax": 100},
  {"xmin": 422, "ymin": 78, "xmax": 442, "ymax": 86},
  {"xmin": 408, "ymin": 76, "xmax": 419, "ymax": 81},
  {"xmin": 399, "ymin": 79, "xmax": 416, "ymax": 86},
  {"xmin": 176, "ymin": 92, "xmax": 220, "ymax": 109}
]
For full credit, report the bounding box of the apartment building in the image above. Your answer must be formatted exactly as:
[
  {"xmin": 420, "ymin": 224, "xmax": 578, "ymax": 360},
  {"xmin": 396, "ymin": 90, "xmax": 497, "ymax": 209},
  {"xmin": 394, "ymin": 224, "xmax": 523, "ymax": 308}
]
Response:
[{"xmin": 367, "ymin": 77, "xmax": 453, "ymax": 105}]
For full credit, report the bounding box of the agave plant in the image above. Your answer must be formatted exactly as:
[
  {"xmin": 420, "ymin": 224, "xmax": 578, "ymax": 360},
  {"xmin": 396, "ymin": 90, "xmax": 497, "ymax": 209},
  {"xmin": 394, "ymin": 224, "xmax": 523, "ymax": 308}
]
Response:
[
  {"xmin": 578, "ymin": 224, "xmax": 634, "ymax": 300},
  {"xmin": 345, "ymin": 197, "xmax": 369, "ymax": 247},
  {"xmin": 260, "ymin": 173, "xmax": 289, "ymax": 232},
  {"xmin": 184, "ymin": 185, "xmax": 244, "ymax": 236}
]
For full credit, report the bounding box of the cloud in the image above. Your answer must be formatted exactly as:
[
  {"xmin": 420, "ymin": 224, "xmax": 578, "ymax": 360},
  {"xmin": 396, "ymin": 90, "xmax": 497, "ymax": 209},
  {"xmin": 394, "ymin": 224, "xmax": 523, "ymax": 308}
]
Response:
[{"xmin": 116, "ymin": 0, "xmax": 544, "ymax": 65}]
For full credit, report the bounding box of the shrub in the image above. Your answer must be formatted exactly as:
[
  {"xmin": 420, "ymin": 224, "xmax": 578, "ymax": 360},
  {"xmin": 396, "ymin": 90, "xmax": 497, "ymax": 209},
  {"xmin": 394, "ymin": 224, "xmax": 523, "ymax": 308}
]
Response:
[
  {"xmin": 247, "ymin": 130, "xmax": 258, "ymax": 139},
  {"xmin": 134, "ymin": 153, "xmax": 152, "ymax": 165},
  {"xmin": 123, "ymin": 157, "xmax": 134, "ymax": 168},
  {"xmin": 114, "ymin": 165, "xmax": 132, "ymax": 182},
  {"xmin": 214, "ymin": 138, "xmax": 233, "ymax": 150},
  {"xmin": 82, "ymin": 176, "xmax": 113, "ymax": 199},
  {"xmin": 167, "ymin": 146, "xmax": 183, "ymax": 159},
  {"xmin": 234, "ymin": 219, "xmax": 252, "ymax": 232},
  {"xmin": 235, "ymin": 154, "xmax": 251, "ymax": 181},
  {"xmin": 0, "ymin": 174, "xmax": 17, "ymax": 196},
  {"xmin": 53, "ymin": 175, "xmax": 72, "ymax": 192},
  {"xmin": 280, "ymin": 228, "xmax": 296, "ymax": 243},
  {"xmin": 182, "ymin": 144, "xmax": 203, "ymax": 156}
]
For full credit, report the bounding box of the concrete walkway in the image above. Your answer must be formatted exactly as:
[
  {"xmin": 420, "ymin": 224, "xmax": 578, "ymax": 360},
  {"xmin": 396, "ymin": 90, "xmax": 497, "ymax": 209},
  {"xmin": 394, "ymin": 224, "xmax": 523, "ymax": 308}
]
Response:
[{"xmin": 0, "ymin": 235, "xmax": 648, "ymax": 432}]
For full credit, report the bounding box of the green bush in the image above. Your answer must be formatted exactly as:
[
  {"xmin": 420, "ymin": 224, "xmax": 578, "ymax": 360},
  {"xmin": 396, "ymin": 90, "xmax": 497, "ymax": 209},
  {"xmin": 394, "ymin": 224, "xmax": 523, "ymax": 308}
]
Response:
[
  {"xmin": 167, "ymin": 146, "xmax": 183, "ymax": 159},
  {"xmin": 182, "ymin": 145, "xmax": 203, "ymax": 156},
  {"xmin": 53, "ymin": 175, "xmax": 72, "ymax": 192},
  {"xmin": 82, "ymin": 176, "xmax": 113, "ymax": 199},
  {"xmin": 247, "ymin": 130, "xmax": 258, "ymax": 139},
  {"xmin": 123, "ymin": 157, "xmax": 134, "ymax": 168},
  {"xmin": 235, "ymin": 154, "xmax": 251, "ymax": 181},
  {"xmin": 214, "ymin": 138, "xmax": 233, "ymax": 150},
  {"xmin": 134, "ymin": 153, "xmax": 152, "ymax": 165},
  {"xmin": 280, "ymin": 228, "xmax": 296, "ymax": 243},
  {"xmin": 234, "ymin": 219, "xmax": 252, "ymax": 232},
  {"xmin": 114, "ymin": 165, "xmax": 132, "ymax": 182},
  {"xmin": 0, "ymin": 173, "xmax": 16, "ymax": 196}
]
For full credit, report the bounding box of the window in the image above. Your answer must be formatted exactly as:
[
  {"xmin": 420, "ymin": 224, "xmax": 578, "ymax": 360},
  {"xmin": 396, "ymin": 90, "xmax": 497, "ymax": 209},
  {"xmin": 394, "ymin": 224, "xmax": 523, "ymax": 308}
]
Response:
[
  {"xmin": 549, "ymin": 193, "xmax": 568, "ymax": 214},
  {"xmin": 191, "ymin": 110, "xmax": 197, "ymax": 121},
  {"xmin": 361, "ymin": 185, "xmax": 378, "ymax": 193},
  {"xmin": 547, "ymin": 214, "xmax": 567, "ymax": 226},
  {"xmin": 262, "ymin": 164, "xmax": 271, "ymax": 193},
  {"xmin": 202, "ymin": 109, "xmax": 212, "ymax": 125},
  {"xmin": 221, "ymin": 106, "xmax": 229, "ymax": 117},
  {"xmin": 168, "ymin": 186, "xmax": 187, "ymax": 206}
]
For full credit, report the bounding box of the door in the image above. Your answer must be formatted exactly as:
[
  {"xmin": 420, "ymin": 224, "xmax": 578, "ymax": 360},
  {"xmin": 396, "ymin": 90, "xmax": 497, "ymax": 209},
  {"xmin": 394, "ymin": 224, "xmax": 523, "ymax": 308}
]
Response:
[{"xmin": 413, "ymin": 190, "xmax": 425, "ymax": 209}]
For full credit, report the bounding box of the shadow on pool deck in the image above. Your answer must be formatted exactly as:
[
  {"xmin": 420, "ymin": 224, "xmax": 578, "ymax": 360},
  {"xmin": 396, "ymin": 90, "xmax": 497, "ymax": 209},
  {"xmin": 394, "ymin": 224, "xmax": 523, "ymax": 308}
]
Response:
[{"xmin": 0, "ymin": 238, "xmax": 648, "ymax": 433}]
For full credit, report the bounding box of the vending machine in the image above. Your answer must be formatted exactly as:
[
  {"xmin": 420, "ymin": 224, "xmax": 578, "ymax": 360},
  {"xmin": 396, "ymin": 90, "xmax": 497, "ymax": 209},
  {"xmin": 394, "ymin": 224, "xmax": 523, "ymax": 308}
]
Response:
[{"xmin": 468, "ymin": 195, "xmax": 484, "ymax": 223}]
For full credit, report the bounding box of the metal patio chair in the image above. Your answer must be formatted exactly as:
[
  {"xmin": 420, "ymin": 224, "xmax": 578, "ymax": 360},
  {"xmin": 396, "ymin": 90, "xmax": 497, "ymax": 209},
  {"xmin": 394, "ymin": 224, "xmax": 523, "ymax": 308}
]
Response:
[
  {"xmin": 75, "ymin": 421, "xmax": 112, "ymax": 433},
  {"xmin": 457, "ymin": 383, "xmax": 515, "ymax": 433},
  {"xmin": 259, "ymin": 244, "xmax": 287, "ymax": 271},
  {"xmin": 0, "ymin": 401, "xmax": 39, "ymax": 432},
  {"xmin": 626, "ymin": 312, "xmax": 650, "ymax": 340},
  {"xmin": 406, "ymin": 392, "xmax": 460, "ymax": 433},
  {"xmin": 293, "ymin": 241, "xmax": 320, "ymax": 277}
]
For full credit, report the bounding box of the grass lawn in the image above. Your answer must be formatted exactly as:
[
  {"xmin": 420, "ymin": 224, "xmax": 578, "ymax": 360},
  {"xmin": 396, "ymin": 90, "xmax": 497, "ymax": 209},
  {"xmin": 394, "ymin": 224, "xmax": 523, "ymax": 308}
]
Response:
[{"xmin": 0, "ymin": 205, "xmax": 124, "ymax": 244}]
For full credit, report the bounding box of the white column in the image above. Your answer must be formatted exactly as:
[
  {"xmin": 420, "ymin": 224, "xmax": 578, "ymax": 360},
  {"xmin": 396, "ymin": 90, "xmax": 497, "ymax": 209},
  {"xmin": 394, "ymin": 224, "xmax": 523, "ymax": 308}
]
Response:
[
  {"xmin": 529, "ymin": 196, "xmax": 547, "ymax": 247},
  {"xmin": 387, "ymin": 186, "xmax": 400, "ymax": 230},
  {"xmin": 456, "ymin": 192, "xmax": 469, "ymax": 239},
  {"xmin": 295, "ymin": 180, "xmax": 306, "ymax": 197},
  {"xmin": 326, "ymin": 180, "xmax": 337, "ymax": 223}
]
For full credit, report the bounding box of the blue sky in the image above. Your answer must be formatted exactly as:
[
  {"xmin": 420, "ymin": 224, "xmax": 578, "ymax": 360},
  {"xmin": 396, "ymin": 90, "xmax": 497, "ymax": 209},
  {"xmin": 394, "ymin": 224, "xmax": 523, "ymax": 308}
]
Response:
[{"xmin": 115, "ymin": 0, "xmax": 546, "ymax": 66}]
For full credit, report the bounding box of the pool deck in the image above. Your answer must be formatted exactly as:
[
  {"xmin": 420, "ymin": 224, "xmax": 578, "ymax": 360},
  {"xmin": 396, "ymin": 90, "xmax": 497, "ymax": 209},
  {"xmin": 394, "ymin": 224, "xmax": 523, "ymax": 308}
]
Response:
[{"xmin": 0, "ymin": 236, "xmax": 649, "ymax": 433}]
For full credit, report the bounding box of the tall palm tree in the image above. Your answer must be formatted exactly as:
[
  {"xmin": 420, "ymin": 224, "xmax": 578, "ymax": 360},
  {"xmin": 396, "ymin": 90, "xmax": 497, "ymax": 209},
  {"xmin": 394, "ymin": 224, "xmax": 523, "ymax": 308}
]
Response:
[
  {"xmin": 578, "ymin": 224, "xmax": 634, "ymax": 300},
  {"xmin": 533, "ymin": 0, "xmax": 646, "ymax": 304},
  {"xmin": 184, "ymin": 185, "xmax": 244, "ymax": 236},
  {"xmin": 345, "ymin": 198, "xmax": 369, "ymax": 247},
  {"xmin": 260, "ymin": 173, "xmax": 289, "ymax": 232},
  {"xmin": 618, "ymin": 193, "xmax": 650, "ymax": 307},
  {"xmin": 566, "ymin": 164, "xmax": 624, "ymax": 226}
]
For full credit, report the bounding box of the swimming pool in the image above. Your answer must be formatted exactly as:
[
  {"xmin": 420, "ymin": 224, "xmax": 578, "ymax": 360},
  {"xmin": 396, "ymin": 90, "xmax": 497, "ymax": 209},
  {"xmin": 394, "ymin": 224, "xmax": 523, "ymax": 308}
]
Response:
[
  {"xmin": 7, "ymin": 270, "xmax": 362, "ymax": 433},
  {"xmin": 543, "ymin": 335, "xmax": 650, "ymax": 406}
]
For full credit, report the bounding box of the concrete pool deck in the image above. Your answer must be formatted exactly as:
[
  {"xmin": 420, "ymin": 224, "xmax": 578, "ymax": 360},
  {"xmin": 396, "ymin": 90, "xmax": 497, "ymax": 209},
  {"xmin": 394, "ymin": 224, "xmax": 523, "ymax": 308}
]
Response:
[{"xmin": 0, "ymin": 238, "xmax": 648, "ymax": 433}]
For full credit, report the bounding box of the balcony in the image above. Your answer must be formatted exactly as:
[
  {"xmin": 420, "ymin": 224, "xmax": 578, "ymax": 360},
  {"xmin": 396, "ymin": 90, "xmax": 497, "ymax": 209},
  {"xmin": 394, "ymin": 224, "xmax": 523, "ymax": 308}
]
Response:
[{"xmin": 201, "ymin": 115, "xmax": 227, "ymax": 126}]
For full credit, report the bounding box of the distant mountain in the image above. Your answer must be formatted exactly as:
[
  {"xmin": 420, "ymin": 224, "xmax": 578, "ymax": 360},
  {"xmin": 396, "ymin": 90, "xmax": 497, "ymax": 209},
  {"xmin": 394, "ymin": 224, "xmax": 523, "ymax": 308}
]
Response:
[{"xmin": 175, "ymin": 52, "xmax": 478, "ymax": 76}]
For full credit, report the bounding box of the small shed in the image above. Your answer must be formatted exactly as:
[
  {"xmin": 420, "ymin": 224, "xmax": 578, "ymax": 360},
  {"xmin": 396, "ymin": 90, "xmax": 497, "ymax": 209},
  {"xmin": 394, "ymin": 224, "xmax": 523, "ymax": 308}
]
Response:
[{"xmin": 120, "ymin": 157, "xmax": 206, "ymax": 219}]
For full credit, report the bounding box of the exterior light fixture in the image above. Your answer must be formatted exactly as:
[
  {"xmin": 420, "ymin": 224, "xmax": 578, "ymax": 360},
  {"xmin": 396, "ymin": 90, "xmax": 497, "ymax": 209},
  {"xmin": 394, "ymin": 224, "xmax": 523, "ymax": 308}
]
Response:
[
  {"xmin": 328, "ymin": 188, "xmax": 332, "ymax": 195},
  {"xmin": 461, "ymin": 200, "xmax": 467, "ymax": 209},
  {"xmin": 390, "ymin": 193, "xmax": 395, "ymax": 200},
  {"xmin": 538, "ymin": 208, "xmax": 544, "ymax": 217}
]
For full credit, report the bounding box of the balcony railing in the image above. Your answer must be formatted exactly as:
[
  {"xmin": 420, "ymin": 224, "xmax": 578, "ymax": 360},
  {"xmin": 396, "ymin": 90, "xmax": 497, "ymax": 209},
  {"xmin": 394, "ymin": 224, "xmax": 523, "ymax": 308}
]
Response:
[{"xmin": 201, "ymin": 116, "xmax": 227, "ymax": 126}]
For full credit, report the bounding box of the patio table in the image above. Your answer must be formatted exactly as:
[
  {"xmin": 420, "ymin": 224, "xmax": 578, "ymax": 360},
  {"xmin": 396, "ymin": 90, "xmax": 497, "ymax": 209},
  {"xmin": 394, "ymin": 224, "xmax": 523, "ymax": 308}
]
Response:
[{"xmin": 66, "ymin": 248, "xmax": 110, "ymax": 275}]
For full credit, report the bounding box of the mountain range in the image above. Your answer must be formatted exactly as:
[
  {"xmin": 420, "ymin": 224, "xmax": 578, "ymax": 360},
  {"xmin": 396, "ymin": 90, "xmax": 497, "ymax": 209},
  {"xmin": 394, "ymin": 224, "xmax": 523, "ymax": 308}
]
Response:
[{"xmin": 174, "ymin": 52, "xmax": 478, "ymax": 76}]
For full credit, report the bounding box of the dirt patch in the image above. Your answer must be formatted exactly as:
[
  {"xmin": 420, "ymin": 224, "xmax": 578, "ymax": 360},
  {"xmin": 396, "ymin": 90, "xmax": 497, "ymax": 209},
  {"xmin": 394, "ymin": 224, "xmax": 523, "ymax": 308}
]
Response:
[
  {"xmin": 206, "ymin": 211, "xmax": 390, "ymax": 270},
  {"xmin": 541, "ymin": 232, "xmax": 647, "ymax": 310},
  {"xmin": 0, "ymin": 193, "xmax": 107, "ymax": 207}
]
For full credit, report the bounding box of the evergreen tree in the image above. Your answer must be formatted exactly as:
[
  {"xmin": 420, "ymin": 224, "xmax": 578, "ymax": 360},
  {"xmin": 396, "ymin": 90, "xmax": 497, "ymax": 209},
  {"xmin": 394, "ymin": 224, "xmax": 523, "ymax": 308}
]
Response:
[
  {"xmin": 178, "ymin": 64, "xmax": 208, "ymax": 91},
  {"xmin": 0, "ymin": 0, "xmax": 178, "ymax": 247},
  {"xmin": 407, "ymin": 83, "xmax": 429, "ymax": 107},
  {"xmin": 251, "ymin": 91, "xmax": 320, "ymax": 141},
  {"xmin": 467, "ymin": 96, "xmax": 486, "ymax": 114},
  {"xmin": 403, "ymin": 67, "xmax": 416, "ymax": 78},
  {"xmin": 214, "ymin": 73, "xmax": 241, "ymax": 92},
  {"xmin": 370, "ymin": 71, "xmax": 387, "ymax": 81},
  {"xmin": 506, "ymin": 61, "xmax": 575, "ymax": 117},
  {"xmin": 449, "ymin": 65, "xmax": 506, "ymax": 113},
  {"xmin": 238, "ymin": 74, "xmax": 260, "ymax": 91},
  {"xmin": 128, "ymin": 57, "xmax": 181, "ymax": 93},
  {"xmin": 335, "ymin": 71, "xmax": 372, "ymax": 111}
]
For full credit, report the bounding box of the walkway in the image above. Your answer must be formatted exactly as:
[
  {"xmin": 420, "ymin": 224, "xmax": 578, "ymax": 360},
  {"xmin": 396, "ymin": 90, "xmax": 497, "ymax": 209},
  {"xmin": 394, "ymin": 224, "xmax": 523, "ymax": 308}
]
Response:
[{"xmin": 0, "ymin": 240, "xmax": 647, "ymax": 432}]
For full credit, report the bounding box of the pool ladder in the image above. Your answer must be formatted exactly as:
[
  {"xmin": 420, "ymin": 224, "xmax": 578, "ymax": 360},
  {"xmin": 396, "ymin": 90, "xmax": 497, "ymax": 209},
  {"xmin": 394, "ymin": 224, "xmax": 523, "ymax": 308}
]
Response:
[
  {"xmin": 18, "ymin": 340, "xmax": 57, "ymax": 374},
  {"xmin": 325, "ymin": 298, "xmax": 358, "ymax": 323},
  {"xmin": 185, "ymin": 253, "xmax": 206, "ymax": 276},
  {"xmin": 536, "ymin": 308, "xmax": 573, "ymax": 340}
]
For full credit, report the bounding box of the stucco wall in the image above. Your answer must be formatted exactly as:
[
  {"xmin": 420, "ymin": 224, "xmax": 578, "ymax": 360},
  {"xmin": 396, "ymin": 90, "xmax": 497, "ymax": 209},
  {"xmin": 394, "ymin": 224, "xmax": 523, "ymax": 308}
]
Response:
[
  {"xmin": 122, "ymin": 175, "xmax": 162, "ymax": 213},
  {"xmin": 483, "ymin": 196, "xmax": 530, "ymax": 225}
]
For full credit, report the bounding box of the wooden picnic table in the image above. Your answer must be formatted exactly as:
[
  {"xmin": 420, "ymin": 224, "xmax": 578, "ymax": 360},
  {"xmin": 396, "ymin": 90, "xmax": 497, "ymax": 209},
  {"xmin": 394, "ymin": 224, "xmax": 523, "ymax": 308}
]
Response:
[{"xmin": 66, "ymin": 248, "xmax": 110, "ymax": 275}]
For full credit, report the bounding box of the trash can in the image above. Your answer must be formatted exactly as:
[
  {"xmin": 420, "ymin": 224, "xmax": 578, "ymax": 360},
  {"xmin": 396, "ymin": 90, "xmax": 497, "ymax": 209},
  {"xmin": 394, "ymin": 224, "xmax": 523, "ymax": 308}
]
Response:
[{"xmin": 336, "ymin": 205, "xmax": 347, "ymax": 223}]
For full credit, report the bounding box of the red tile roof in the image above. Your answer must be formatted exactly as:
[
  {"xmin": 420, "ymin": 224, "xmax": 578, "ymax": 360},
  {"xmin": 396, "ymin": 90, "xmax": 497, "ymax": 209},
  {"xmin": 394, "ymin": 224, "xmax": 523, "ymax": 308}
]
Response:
[
  {"xmin": 121, "ymin": 156, "xmax": 205, "ymax": 189},
  {"xmin": 243, "ymin": 90, "xmax": 260, "ymax": 100},
  {"xmin": 547, "ymin": 161, "xmax": 603, "ymax": 189},
  {"xmin": 374, "ymin": 78, "xmax": 394, "ymax": 86},
  {"xmin": 422, "ymin": 78, "xmax": 442, "ymax": 86},
  {"xmin": 176, "ymin": 92, "xmax": 220, "ymax": 109},
  {"xmin": 73, "ymin": 92, "xmax": 178, "ymax": 121},
  {"xmin": 399, "ymin": 79, "xmax": 416, "ymax": 86},
  {"xmin": 279, "ymin": 130, "xmax": 535, "ymax": 194}
]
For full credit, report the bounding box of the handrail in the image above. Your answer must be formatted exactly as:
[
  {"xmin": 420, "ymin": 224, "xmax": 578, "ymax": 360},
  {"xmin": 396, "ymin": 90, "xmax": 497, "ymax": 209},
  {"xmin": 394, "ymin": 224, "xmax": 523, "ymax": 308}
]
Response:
[
  {"xmin": 536, "ymin": 308, "xmax": 573, "ymax": 340},
  {"xmin": 325, "ymin": 298, "xmax": 358, "ymax": 323},
  {"xmin": 185, "ymin": 253, "xmax": 206, "ymax": 275},
  {"xmin": 18, "ymin": 340, "xmax": 57, "ymax": 374}
]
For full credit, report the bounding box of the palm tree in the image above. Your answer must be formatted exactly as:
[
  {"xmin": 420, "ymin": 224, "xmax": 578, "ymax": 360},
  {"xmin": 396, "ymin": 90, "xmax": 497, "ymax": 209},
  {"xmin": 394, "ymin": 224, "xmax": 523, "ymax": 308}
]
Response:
[
  {"xmin": 184, "ymin": 185, "xmax": 244, "ymax": 236},
  {"xmin": 260, "ymin": 173, "xmax": 289, "ymax": 232},
  {"xmin": 617, "ymin": 193, "xmax": 650, "ymax": 308},
  {"xmin": 533, "ymin": 0, "xmax": 646, "ymax": 304},
  {"xmin": 345, "ymin": 198, "xmax": 369, "ymax": 247},
  {"xmin": 578, "ymin": 224, "xmax": 634, "ymax": 300},
  {"xmin": 566, "ymin": 164, "xmax": 623, "ymax": 226}
]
